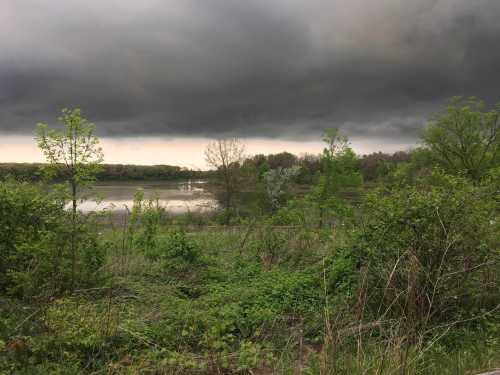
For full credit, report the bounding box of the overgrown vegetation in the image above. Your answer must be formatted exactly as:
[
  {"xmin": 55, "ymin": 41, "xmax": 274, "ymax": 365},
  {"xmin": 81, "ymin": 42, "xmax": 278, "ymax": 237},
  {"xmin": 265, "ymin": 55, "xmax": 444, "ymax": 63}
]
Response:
[{"xmin": 1, "ymin": 99, "xmax": 499, "ymax": 374}]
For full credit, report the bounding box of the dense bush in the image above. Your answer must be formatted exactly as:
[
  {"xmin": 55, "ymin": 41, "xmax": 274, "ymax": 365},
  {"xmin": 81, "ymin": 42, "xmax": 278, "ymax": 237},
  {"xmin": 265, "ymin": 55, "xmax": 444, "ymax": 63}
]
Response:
[
  {"xmin": 330, "ymin": 171, "xmax": 499, "ymax": 335},
  {"xmin": 150, "ymin": 230, "xmax": 205, "ymax": 275},
  {"xmin": 0, "ymin": 180, "xmax": 104, "ymax": 298},
  {"xmin": 132, "ymin": 192, "xmax": 164, "ymax": 254}
]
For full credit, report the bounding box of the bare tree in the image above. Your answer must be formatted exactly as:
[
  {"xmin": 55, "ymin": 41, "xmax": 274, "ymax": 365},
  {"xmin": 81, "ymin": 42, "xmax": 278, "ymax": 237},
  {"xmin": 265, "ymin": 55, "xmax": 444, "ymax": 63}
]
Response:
[{"xmin": 204, "ymin": 138, "xmax": 245, "ymax": 223}]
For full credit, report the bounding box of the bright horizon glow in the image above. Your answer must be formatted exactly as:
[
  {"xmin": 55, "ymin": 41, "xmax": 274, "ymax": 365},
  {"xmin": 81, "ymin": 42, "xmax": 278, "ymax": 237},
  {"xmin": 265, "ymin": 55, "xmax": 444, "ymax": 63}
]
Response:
[{"xmin": 1, "ymin": 135, "xmax": 416, "ymax": 170}]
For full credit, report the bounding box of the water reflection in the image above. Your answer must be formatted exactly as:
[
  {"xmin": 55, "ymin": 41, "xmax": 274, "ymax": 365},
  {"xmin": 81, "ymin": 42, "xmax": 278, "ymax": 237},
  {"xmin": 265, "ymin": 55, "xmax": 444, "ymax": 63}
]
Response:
[{"xmin": 73, "ymin": 180, "xmax": 217, "ymax": 214}]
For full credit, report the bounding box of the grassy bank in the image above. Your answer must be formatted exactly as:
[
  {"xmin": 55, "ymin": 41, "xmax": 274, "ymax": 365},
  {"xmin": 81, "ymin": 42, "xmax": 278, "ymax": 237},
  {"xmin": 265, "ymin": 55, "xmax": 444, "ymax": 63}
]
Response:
[{"xmin": 2, "ymin": 220, "xmax": 499, "ymax": 374}]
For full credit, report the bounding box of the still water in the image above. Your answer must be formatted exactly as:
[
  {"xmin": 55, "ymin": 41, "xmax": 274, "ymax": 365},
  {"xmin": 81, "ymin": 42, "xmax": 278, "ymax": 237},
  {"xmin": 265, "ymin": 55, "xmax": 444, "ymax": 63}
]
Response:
[{"xmin": 76, "ymin": 180, "xmax": 217, "ymax": 214}]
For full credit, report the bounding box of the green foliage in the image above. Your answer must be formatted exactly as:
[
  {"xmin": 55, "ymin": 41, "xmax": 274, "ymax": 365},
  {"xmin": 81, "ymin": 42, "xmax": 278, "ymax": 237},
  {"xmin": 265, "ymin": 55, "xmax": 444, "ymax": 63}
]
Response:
[
  {"xmin": 0, "ymin": 179, "xmax": 63, "ymax": 291},
  {"xmin": 381, "ymin": 148, "xmax": 435, "ymax": 187},
  {"xmin": 34, "ymin": 108, "xmax": 104, "ymax": 188},
  {"xmin": 309, "ymin": 129, "xmax": 362, "ymax": 227},
  {"xmin": 207, "ymin": 269, "xmax": 321, "ymax": 335},
  {"xmin": 146, "ymin": 268, "xmax": 321, "ymax": 351},
  {"xmin": 250, "ymin": 227, "xmax": 289, "ymax": 267},
  {"xmin": 149, "ymin": 230, "xmax": 205, "ymax": 275},
  {"xmin": 0, "ymin": 180, "xmax": 104, "ymax": 298},
  {"xmin": 0, "ymin": 296, "xmax": 126, "ymax": 374},
  {"xmin": 422, "ymin": 96, "xmax": 500, "ymax": 181},
  {"xmin": 359, "ymin": 151, "xmax": 412, "ymax": 182},
  {"xmin": 129, "ymin": 189, "xmax": 164, "ymax": 254},
  {"xmin": 95, "ymin": 163, "xmax": 201, "ymax": 181},
  {"xmin": 162, "ymin": 230, "xmax": 200, "ymax": 263},
  {"xmin": 269, "ymin": 197, "xmax": 310, "ymax": 226},
  {"xmin": 0, "ymin": 162, "xmax": 204, "ymax": 182},
  {"xmin": 339, "ymin": 170, "xmax": 498, "ymax": 329},
  {"xmin": 35, "ymin": 108, "xmax": 105, "ymax": 291}
]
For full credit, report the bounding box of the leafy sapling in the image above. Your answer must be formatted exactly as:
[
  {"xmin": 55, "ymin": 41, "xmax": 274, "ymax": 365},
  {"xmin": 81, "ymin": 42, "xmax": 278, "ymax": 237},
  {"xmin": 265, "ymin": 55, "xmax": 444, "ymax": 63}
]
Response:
[{"xmin": 35, "ymin": 108, "xmax": 104, "ymax": 290}]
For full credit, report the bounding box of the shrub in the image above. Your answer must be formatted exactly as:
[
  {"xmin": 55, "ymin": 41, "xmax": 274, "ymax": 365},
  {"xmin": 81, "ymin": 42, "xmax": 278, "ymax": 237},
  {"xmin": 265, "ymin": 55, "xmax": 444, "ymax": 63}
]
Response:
[
  {"xmin": 335, "ymin": 170, "xmax": 499, "ymax": 335},
  {"xmin": 250, "ymin": 227, "xmax": 289, "ymax": 267},
  {"xmin": 151, "ymin": 230, "xmax": 204, "ymax": 275},
  {"xmin": 135, "ymin": 197, "xmax": 163, "ymax": 253},
  {"xmin": 0, "ymin": 180, "xmax": 104, "ymax": 298}
]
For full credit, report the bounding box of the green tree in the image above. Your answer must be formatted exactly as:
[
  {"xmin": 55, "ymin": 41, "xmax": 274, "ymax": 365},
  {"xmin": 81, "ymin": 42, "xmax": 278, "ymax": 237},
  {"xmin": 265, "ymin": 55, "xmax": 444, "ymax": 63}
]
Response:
[
  {"xmin": 34, "ymin": 108, "xmax": 103, "ymax": 290},
  {"xmin": 311, "ymin": 129, "xmax": 362, "ymax": 228},
  {"xmin": 422, "ymin": 97, "xmax": 500, "ymax": 181}
]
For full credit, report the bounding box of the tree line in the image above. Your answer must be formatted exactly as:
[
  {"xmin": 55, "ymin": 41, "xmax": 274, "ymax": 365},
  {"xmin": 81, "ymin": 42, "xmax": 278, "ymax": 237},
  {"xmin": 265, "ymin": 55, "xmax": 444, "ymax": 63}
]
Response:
[{"xmin": 0, "ymin": 162, "xmax": 205, "ymax": 182}]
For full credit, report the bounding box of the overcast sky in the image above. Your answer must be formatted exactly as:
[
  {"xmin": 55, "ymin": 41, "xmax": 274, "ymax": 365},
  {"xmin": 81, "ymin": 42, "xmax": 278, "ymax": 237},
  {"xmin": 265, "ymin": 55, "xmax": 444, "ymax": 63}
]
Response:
[{"xmin": 1, "ymin": 0, "xmax": 500, "ymax": 165}]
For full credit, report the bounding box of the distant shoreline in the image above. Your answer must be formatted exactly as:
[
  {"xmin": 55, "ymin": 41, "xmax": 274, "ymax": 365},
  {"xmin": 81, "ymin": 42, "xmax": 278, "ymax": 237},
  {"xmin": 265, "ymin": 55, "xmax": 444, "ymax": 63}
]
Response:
[{"xmin": 0, "ymin": 162, "xmax": 213, "ymax": 182}]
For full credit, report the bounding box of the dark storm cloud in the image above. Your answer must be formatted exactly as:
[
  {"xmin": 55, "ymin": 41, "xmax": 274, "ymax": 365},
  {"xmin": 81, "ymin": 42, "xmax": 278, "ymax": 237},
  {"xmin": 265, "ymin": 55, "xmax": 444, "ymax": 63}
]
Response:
[{"xmin": 1, "ymin": 0, "xmax": 500, "ymax": 140}]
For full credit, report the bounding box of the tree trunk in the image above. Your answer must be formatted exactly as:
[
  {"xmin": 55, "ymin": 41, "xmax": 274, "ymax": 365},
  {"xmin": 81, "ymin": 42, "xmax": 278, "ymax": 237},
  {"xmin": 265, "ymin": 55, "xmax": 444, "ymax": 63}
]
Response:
[{"xmin": 71, "ymin": 180, "xmax": 77, "ymax": 291}]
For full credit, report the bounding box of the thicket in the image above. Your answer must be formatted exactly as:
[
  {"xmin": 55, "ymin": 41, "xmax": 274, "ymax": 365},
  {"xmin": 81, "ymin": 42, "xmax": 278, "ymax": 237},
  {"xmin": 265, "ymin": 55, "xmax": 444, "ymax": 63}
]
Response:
[{"xmin": 0, "ymin": 180, "xmax": 104, "ymax": 299}]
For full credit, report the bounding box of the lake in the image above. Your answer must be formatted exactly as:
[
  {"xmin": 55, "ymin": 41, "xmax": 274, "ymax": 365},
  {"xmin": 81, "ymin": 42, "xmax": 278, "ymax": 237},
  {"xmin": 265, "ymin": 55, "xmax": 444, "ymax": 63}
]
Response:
[{"xmin": 76, "ymin": 180, "xmax": 218, "ymax": 214}]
